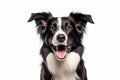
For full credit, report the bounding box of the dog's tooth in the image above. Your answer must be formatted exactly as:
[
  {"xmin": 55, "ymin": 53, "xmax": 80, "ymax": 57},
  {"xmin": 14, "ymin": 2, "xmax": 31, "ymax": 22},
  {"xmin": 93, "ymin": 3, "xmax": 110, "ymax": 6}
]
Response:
[
  {"xmin": 68, "ymin": 46, "xmax": 71, "ymax": 49},
  {"xmin": 56, "ymin": 46, "xmax": 58, "ymax": 51}
]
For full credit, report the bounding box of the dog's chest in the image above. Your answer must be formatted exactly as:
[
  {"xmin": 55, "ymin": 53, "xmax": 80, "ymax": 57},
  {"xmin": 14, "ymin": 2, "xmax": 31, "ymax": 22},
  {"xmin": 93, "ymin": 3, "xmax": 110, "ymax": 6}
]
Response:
[{"xmin": 46, "ymin": 52, "xmax": 80, "ymax": 80}]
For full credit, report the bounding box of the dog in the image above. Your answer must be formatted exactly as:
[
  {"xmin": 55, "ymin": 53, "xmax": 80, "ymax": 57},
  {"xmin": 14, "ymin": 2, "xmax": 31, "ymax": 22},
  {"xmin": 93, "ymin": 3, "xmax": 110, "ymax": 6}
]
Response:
[{"xmin": 28, "ymin": 12, "xmax": 94, "ymax": 80}]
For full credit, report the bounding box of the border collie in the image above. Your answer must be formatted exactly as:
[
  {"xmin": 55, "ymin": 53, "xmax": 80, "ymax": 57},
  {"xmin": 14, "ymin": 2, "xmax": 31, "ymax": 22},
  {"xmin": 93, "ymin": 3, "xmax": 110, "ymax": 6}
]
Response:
[{"xmin": 28, "ymin": 12, "xmax": 94, "ymax": 80}]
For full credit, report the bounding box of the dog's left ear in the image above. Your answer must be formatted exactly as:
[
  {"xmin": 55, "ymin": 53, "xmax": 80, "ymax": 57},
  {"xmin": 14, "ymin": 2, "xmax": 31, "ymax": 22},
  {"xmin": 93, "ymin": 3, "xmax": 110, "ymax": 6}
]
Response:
[
  {"xmin": 69, "ymin": 12, "xmax": 94, "ymax": 24},
  {"xmin": 69, "ymin": 12, "xmax": 94, "ymax": 33}
]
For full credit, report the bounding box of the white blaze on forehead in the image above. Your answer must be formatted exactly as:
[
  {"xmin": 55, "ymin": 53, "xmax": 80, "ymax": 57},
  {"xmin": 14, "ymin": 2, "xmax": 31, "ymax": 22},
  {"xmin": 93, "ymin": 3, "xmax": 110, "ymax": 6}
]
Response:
[
  {"xmin": 57, "ymin": 17, "xmax": 62, "ymax": 27},
  {"xmin": 52, "ymin": 17, "xmax": 68, "ymax": 46}
]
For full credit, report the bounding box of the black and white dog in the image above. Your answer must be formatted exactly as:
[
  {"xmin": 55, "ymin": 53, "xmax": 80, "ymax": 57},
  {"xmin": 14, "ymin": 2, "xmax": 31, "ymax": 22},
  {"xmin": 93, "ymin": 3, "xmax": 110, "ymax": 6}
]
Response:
[{"xmin": 28, "ymin": 12, "xmax": 94, "ymax": 80}]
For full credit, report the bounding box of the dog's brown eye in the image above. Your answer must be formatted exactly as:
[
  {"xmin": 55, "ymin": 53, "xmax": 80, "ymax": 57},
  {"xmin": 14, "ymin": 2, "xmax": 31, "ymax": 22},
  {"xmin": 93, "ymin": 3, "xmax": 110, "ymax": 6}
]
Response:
[
  {"xmin": 66, "ymin": 26, "xmax": 72, "ymax": 32},
  {"xmin": 50, "ymin": 26, "xmax": 56, "ymax": 32}
]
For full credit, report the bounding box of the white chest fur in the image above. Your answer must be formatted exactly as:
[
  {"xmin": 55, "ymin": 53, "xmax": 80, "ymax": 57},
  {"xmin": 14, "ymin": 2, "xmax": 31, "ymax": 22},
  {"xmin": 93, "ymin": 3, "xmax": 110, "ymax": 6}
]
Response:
[{"xmin": 46, "ymin": 52, "xmax": 80, "ymax": 80}]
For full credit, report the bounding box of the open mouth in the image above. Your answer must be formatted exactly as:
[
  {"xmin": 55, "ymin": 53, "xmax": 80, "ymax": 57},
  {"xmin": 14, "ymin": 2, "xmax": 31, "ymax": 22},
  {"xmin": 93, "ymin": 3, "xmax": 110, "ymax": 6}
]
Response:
[{"xmin": 53, "ymin": 45, "xmax": 71, "ymax": 59}]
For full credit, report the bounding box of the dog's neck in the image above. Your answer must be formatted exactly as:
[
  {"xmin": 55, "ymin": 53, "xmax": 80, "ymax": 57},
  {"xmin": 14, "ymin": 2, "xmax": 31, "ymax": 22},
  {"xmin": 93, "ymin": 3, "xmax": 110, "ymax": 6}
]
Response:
[{"xmin": 46, "ymin": 52, "xmax": 81, "ymax": 80}]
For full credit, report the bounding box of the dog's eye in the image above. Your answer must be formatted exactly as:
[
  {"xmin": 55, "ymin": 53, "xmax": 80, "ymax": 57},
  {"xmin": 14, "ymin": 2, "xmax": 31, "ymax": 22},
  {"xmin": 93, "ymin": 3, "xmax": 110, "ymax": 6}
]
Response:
[
  {"xmin": 65, "ymin": 25, "xmax": 72, "ymax": 32},
  {"xmin": 50, "ymin": 26, "xmax": 56, "ymax": 32}
]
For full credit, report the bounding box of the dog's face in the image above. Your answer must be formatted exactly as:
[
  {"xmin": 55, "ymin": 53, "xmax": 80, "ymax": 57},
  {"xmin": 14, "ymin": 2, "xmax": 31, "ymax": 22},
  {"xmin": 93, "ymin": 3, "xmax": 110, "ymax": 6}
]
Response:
[
  {"xmin": 45, "ymin": 17, "xmax": 80, "ymax": 60},
  {"xmin": 28, "ymin": 12, "xmax": 94, "ymax": 60}
]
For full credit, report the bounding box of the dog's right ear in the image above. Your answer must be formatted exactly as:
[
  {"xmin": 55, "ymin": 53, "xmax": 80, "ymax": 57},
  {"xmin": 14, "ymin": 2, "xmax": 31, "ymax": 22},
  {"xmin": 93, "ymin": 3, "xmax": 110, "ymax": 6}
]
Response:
[{"xmin": 28, "ymin": 12, "xmax": 52, "ymax": 34}]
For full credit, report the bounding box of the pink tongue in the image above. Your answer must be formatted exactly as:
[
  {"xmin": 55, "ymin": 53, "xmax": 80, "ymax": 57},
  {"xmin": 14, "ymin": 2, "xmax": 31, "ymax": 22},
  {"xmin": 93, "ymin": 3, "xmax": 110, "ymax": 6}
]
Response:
[{"xmin": 57, "ymin": 51, "xmax": 66, "ymax": 59}]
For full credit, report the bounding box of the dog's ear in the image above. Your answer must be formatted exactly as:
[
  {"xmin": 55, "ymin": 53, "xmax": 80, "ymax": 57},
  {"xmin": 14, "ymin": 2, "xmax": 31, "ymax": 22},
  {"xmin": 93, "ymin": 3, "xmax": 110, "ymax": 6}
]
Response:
[
  {"xmin": 69, "ymin": 12, "xmax": 94, "ymax": 25},
  {"xmin": 28, "ymin": 12, "xmax": 52, "ymax": 34},
  {"xmin": 69, "ymin": 12, "xmax": 94, "ymax": 32}
]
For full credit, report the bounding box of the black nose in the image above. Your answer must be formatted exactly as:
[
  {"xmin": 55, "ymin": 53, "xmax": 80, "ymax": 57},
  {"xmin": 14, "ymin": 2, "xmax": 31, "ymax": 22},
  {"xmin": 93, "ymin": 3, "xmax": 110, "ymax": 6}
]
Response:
[{"xmin": 57, "ymin": 34, "xmax": 65, "ymax": 42}]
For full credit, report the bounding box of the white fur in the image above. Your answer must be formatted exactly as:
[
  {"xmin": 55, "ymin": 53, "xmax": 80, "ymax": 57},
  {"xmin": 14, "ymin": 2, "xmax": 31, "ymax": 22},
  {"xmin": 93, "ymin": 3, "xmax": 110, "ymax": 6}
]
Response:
[
  {"xmin": 52, "ymin": 18, "xmax": 68, "ymax": 46},
  {"xmin": 58, "ymin": 17, "xmax": 62, "ymax": 27},
  {"xmin": 46, "ymin": 52, "xmax": 80, "ymax": 80}
]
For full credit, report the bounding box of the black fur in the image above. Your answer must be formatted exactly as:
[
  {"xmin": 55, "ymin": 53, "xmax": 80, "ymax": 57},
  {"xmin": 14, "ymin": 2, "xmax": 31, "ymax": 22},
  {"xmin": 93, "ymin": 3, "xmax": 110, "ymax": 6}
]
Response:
[{"xmin": 28, "ymin": 12, "xmax": 94, "ymax": 80}]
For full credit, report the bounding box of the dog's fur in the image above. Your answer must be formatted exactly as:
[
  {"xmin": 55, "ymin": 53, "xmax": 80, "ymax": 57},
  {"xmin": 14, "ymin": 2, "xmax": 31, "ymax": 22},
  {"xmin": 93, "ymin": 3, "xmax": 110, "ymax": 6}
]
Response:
[{"xmin": 28, "ymin": 12, "xmax": 94, "ymax": 80}]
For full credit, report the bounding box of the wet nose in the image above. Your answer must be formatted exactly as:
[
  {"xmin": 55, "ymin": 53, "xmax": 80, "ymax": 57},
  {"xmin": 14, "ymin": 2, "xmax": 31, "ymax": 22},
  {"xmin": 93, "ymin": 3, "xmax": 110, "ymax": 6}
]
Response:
[{"xmin": 57, "ymin": 34, "xmax": 65, "ymax": 43}]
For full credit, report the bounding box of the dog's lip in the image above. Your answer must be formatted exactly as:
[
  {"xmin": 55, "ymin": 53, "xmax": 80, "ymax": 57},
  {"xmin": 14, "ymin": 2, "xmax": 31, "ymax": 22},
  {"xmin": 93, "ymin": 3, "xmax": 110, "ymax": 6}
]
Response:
[
  {"xmin": 53, "ymin": 45, "xmax": 71, "ymax": 52},
  {"xmin": 52, "ymin": 44, "xmax": 71, "ymax": 60}
]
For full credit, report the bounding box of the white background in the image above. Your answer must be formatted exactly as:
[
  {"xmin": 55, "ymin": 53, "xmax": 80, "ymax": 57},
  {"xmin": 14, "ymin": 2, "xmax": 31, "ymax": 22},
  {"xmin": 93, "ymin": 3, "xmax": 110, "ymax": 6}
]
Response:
[{"xmin": 0, "ymin": 0, "xmax": 120, "ymax": 80}]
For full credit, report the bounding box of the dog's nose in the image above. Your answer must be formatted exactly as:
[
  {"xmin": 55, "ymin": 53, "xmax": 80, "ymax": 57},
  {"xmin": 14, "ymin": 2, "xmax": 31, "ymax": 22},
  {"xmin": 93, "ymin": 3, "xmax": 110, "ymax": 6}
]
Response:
[{"xmin": 57, "ymin": 34, "xmax": 65, "ymax": 43}]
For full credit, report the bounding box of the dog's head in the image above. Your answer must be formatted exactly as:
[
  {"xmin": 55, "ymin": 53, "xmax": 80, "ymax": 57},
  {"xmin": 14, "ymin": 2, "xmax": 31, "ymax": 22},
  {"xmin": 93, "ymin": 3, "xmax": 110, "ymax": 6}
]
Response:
[{"xmin": 28, "ymin": 12, "xmax": 94, "ymax": 60}]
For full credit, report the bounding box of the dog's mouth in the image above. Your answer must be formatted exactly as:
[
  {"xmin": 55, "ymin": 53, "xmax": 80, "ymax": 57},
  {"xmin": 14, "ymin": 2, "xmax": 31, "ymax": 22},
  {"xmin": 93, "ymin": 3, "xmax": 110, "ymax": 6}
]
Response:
[{"xmin": 53, "ymin": 45, "xmax": 71, "ymax": 59}]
